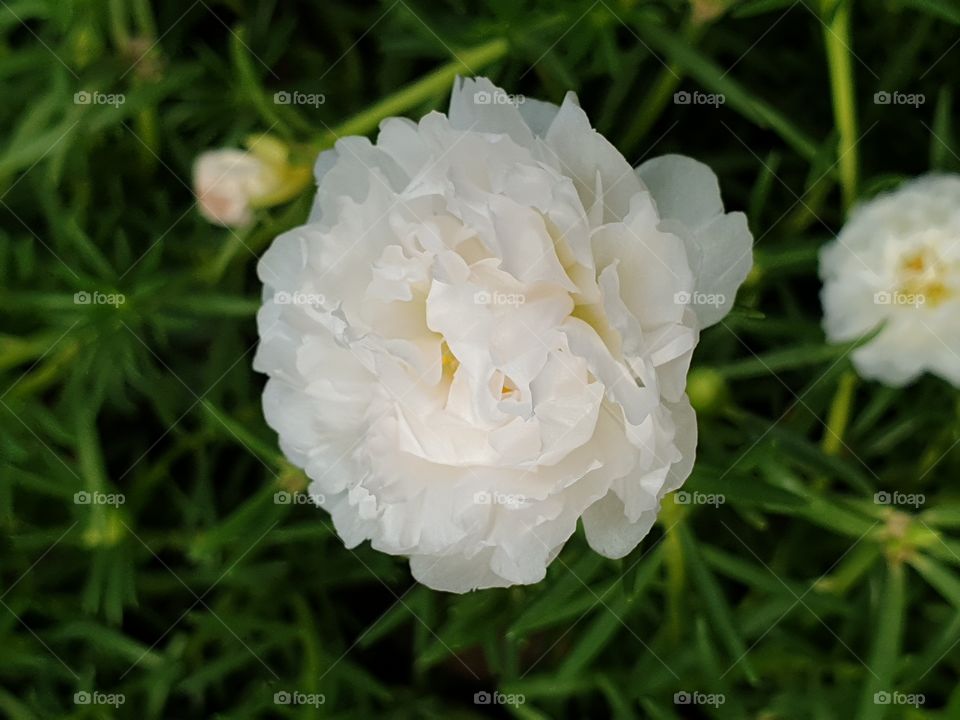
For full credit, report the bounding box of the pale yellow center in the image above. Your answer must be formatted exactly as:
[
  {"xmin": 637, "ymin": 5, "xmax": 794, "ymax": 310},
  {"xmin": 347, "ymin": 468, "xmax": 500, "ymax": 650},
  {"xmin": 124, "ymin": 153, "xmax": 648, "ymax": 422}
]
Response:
[{"xmin": 897, "ymin": 247, "xmax": 952, "ymax": 306}]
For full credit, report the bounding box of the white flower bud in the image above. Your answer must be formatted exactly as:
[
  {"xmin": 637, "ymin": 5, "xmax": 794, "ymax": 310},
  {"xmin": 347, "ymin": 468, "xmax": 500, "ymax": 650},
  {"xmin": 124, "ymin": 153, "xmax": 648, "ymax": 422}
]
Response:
[{"xmin": 193, "ymin": 136, "xmax": 311, "ymax": 228}]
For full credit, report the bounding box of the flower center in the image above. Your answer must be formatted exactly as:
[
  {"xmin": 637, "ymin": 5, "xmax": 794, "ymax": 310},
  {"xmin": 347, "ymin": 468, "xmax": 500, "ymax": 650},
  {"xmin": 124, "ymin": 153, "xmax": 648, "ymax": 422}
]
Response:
[
  {"xmin": 500, "ymin": 374, "xmax": 518, "ymax": 398},
  {"xmin": 896, "ymin": 247, "xmax": 952, "ymax": 307},
  {"xmin": 440, "ymin": 340, "xmax": 520, "ymax": 398},
  {"xmin": 440, "ymin": 341, "xmax": 460, "ymax": 378}
]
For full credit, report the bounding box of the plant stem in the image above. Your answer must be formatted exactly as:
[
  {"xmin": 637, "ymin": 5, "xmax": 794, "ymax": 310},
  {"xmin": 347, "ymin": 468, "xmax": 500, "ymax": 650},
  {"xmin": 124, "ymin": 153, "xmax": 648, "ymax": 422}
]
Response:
[
  {"xmin": 822, "ymin": 370, "xmax": 857, "ymax": 456},
  {"xmin": 621, "ymin": 63, "xmax": 684, "ymax": 153},
  {"xmin": 822, "ymin": 0, "xmax": 859, "ymax": 211},
  {"xmin": 660, "ymin": 499, "xmax": 686, "ymax": 641},
  {"xmin": 319, "ymin": 38, "xmax": 509, "ymax": 146},
  {"xmin": 620, "ymin": 23, "xmax": 705, "ymax": 154},
  {"xmin": 207, "ymin": 38, "xmax": 509, "ymax": 280}
]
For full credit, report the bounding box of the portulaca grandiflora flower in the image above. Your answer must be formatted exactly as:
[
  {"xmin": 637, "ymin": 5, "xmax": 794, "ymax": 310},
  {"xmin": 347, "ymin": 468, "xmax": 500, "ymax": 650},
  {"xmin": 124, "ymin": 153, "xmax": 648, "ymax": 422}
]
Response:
[
  {"xmin": 820, "ymin": 174, "xmax": 960, "ymax": 387},
  {"xmin": 254, "ymin": 77, "xmax": 753, "ymax": 592},
  {"xmin": 193, "ymin": 136, "xmax": 311, "ymax": 228}
]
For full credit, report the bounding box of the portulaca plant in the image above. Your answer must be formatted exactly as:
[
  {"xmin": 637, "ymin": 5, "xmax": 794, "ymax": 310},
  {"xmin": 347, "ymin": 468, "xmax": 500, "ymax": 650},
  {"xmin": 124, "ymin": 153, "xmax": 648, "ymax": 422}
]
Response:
[
  {"xmin": 820, "ymin": 174, "xmax": 960, "ymax": 387},
  {"xmin": 253, "ymin": 77, "xmax": 753, "ymax": 592}
]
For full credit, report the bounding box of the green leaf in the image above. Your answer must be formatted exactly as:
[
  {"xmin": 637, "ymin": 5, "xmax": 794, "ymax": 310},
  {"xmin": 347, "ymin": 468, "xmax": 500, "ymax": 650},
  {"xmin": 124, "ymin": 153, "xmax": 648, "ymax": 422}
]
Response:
[
  {"xmin": 897, "ymin": 0, "xmax": 960, "ymax": 23},
  {"xmin": 630, "ymin": 22, "xmax": 819, "ymax": 160},
  {"xmin": 509, "ymin": 552, "xmax": 607, "ymax": 636},
  {"xmin": 680, "ymin": 526, "xmax": 758, "ymax": 685},
  {"xmin": 710, "ymin": 341, "xmax": 859, "ymax": 381},
  {"xmin": 557, "ymin": 547, "xmax": 663, "ymax": 678},
  {"xmin": 909, "ymin": 554, "xmax": 960, "ymax": 608}
]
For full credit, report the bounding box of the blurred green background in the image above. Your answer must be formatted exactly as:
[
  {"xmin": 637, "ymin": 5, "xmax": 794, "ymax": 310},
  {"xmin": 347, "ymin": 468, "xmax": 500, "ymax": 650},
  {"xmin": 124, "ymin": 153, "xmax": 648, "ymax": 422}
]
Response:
[{"xmin": 2, "ymin": 0, "xmax": 960, "ymax": 717}]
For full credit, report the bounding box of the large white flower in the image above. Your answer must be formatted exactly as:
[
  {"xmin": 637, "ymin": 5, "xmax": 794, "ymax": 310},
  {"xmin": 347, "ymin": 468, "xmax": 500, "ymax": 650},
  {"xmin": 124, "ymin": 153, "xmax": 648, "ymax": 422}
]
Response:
[
  {"xmin": 820, "ymin": 174, "xmax": 960, "ymax": 387},
  {"xmin": 254, "ymin": 77, "xmax": 752, "ymax": 592}
]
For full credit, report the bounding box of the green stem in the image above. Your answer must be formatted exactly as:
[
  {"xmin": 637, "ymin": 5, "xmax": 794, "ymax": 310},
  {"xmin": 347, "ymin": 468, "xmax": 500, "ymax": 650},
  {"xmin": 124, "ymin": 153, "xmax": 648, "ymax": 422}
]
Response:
[
  {"xmin": 319, "ymin": 37, "xmax": 509, "ymax": 146},
  {"xmin": 621, "ymin": 65, "xmax": 684, "ymax": 153},
  {"xmin": 620, "ymin": 24, "xmax": 705, "ymax": 153},
  {"xmin": 783, "ymin": 175, "xmax": 835, "ymax": 235},
  {"xmin": 107, "ymin": 0, "xmax": 130, "ymax": 48},
  {"xmin": 856, "ymin": 560, "xmax": 904, "ymax": 719},
  {"xmin": 659, "ymin": 499, "xmax": 686, "ymax": 641},
  {"xmin": 208, "ymin": 38, "xmax": 509, "ymax": 280},
  {"xmin": 822, "ymin": 0, "xmax": 859, "ymax": 211},
  {"xmin": 822, "ymin": 370, "xmax": 857, "ymax": 456}
]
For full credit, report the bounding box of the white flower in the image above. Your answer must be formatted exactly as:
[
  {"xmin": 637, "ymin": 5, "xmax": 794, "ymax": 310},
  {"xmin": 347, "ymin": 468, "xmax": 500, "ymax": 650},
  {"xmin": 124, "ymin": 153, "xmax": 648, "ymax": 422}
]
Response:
[
  {"xmin": 820, "ymin": 174, "xmax": 960, "ymax": 387},
  {"xmin": 254, "ymin": 77, "xmax": 753, "ymax": 592},
  {"xmin": 193, "ymin": 149, "xmax": 276, "ymax": 227}
]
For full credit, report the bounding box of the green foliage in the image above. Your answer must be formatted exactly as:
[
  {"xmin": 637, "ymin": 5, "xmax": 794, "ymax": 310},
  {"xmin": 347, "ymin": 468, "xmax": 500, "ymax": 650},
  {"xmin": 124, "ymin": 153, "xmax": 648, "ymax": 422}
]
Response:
[{"xmin": 2, "ymin": 0, "xmax": 960, "ymax": 717}]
